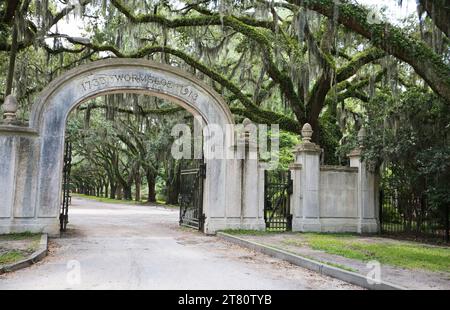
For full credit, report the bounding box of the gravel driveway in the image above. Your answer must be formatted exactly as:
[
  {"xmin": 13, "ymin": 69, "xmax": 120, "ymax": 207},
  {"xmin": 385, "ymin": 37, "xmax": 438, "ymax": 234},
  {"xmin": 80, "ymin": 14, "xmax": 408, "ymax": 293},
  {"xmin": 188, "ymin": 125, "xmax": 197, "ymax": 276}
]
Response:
[{"xmin": 0, "ymin": 197, "xmax": 359, "ymax": 290}]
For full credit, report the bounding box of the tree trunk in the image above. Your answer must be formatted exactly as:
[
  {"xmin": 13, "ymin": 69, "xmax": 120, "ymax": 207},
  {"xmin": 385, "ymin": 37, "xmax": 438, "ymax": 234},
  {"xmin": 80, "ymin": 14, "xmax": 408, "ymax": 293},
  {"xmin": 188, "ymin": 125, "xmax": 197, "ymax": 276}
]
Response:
[
  {"xmin": 109, "ymin": 181, "xmax": 116, "ymax": 199},
  {"xmin": 116, "ymin": 184, "xmax": 123, "ymax": 200},
  {"xmin": 146, "ymin": 170, "xmax": 156, "ymax": 203},
  {"xmin": 135, "ymin": 171, "xmax": 141, "ymax": 202},
  {"xmin": 166, "ymin": 164, "xmax": 180, "ymax": 205},
  {"xmin": 123, "ymin": 185, "xmax": 132, "ymax": 200},
  {"xmin": 5, "ymin": 12, "xmax": 19, "ymax": 96}
]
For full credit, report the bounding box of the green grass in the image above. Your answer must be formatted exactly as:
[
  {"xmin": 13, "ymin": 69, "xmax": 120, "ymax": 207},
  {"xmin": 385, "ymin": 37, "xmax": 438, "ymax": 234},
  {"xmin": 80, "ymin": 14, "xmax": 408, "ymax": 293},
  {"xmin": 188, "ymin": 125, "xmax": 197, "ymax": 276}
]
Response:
[
  {"xmin": 0, "ymin": 232, "xmax": 41, "ymax": 266},
  {"xmin": 0, "ymin": 232, "xmax": 40, "ymax": 241},
  {"xmin": 258, "ymin": 241, "xmax": 359, "ymax": 272},
  {"xmin": 73, "ymin": 194, "xmax": 179, "ymax": 208},
  {"xmin": 284, "ymin": 233, "xmax": 450, "ymax": 273},
  {"xmin": 0, "ymin": 250, "xmax": 26, "ymax": 265},
  {"xmin": 73, "ymin": 193, "xmax": 149, "ymax": 205},
  {"xmin": 220, "ymin": 229, "xmax": 283, "ymax": 236}
]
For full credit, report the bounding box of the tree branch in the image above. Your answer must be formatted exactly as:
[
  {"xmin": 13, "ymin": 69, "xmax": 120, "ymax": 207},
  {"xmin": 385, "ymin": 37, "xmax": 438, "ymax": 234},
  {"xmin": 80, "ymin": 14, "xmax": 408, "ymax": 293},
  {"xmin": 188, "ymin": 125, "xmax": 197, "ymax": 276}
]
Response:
[{"xmin": 290, "ymin": 0, "xmax": 450, "ymax": 103}]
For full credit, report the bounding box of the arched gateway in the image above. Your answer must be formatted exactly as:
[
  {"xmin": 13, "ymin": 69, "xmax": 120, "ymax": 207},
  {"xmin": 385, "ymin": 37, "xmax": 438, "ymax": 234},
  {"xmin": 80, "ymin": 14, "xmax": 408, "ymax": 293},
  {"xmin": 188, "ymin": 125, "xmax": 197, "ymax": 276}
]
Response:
[{"xmin": 0, "ymin": 59, "xmax": 266, "ymax": 236}]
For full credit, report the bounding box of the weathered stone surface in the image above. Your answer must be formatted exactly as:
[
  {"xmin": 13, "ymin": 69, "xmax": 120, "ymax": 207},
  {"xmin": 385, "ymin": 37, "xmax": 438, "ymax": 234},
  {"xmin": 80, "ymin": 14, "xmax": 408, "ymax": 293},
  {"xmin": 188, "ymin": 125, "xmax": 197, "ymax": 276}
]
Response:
[
  {"xmin": 2, "ymin": 95, "xmax": 18, "ymax": 123},
  {"xmin": 319, "ymin": 169, "xmax": 358, "ymax": 218},
  {"xmin": 290, "ymin": 123, "xmax": 379, "ymax": 233},
  {"xmin": 13, "ymin": 137, "xmax": 40, "ymax": 218},
  {"xmin": 0, "ymin": 59, "xmax": 266, "ymax": 235},
  {"xmin": 0, "ymin": 136, "xmax": 15, "ymax": 218}
]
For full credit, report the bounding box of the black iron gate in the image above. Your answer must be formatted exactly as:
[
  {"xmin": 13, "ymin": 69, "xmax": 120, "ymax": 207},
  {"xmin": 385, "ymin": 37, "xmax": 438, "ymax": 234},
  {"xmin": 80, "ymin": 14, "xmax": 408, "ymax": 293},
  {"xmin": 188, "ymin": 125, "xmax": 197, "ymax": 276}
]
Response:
[
  {"xmin": 179, "ymin": 160, "xmax": 205, "ymax": 230},
  {"xmin": 60, "ymin": 141, "xmax": 72, "ymax": 232},
  {"xmin": 264, "ymin": 170, "xmax": 292, "ymax": 231},
  {"xmin": 379, "ymin": 189, "xmax": 450, "ymax": 243}
]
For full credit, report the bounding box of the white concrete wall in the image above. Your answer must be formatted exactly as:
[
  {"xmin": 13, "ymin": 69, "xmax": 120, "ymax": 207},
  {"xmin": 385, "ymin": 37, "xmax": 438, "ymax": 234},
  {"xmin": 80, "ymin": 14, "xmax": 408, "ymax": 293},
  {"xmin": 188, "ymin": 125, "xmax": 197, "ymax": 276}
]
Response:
[
  {"xmin": 319, "ymin": 166, "xmax": 358, "ymax": 218},
  {"xmin": 290, "ymin": 161, "xmax": 379, "ymax": 233},
  {"xmin": 0, "ymin": 126, "xmax": 58, "ymax": 234},
  {"xmin": 290, "ymin": 124, "xmax": 380, "ymax": 234},
  {"xmin": 318, "ymin": 166, "xmax": 360, "ymax": 232}
]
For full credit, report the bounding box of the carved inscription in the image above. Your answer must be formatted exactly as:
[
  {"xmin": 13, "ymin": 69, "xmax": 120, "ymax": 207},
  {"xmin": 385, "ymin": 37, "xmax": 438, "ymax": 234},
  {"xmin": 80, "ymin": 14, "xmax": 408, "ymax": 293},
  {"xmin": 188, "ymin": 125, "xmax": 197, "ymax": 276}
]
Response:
[{"xmin": 80, "ymin": 72, "xmax": 199, "ymax": 103}]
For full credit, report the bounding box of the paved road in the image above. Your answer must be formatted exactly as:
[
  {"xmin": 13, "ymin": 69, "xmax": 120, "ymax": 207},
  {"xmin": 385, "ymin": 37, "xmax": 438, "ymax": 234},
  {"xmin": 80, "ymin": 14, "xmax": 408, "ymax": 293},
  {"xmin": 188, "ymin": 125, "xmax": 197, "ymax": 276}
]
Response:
[{"xmin": 0, "ymin": 197, "xmax": 359, "ymax": 290}]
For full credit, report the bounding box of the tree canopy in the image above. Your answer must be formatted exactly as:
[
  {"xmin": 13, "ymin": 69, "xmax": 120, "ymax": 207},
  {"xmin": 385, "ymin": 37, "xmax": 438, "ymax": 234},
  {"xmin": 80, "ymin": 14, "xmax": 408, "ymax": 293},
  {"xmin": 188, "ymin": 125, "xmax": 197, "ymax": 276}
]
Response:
[{"xmin": 0, "ymin": 0, "xmax": 449, "ymax": 204}]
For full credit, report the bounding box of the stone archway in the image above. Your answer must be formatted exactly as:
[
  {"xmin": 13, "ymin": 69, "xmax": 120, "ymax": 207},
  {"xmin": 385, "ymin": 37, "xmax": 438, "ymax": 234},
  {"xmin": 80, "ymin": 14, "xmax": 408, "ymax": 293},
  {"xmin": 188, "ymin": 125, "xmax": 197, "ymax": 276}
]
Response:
[{"xmin": 0, "ymin": 59, "xmax": 266, "ymax": 236}]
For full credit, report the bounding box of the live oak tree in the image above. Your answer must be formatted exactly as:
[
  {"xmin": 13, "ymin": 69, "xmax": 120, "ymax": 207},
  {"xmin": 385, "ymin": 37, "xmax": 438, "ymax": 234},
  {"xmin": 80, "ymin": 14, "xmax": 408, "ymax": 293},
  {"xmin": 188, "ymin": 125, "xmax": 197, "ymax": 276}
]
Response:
[
  {"xmin": 0, "ymin": 0, "xmax": 449, "ymax": 200},
  {"xmin": 1, "ymin": 1, "xmax": 449, "ymax": 136},
  {"xmin": 68, "ymin": 94, "xmax": 187, "ymax": 201}
]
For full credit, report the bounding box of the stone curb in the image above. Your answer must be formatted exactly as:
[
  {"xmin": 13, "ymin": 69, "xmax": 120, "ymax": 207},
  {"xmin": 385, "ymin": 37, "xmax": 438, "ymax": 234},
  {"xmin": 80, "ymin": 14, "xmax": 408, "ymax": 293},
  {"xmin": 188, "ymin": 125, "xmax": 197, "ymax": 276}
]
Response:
[
  {"xmin": 217, "ymin": 232, "xmax": 406, "ymax": 290},
  {"xmin": 0, "ymin": 234, "xmax": 48, "ymax": 275}
]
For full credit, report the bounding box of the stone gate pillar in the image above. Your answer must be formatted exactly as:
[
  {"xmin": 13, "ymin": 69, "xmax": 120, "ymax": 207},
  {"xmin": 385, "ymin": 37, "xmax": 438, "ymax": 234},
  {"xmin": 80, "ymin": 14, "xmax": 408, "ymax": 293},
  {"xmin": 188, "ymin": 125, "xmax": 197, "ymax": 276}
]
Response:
[
  {"xmin": 290, "ymin": 123, "xmax": 322, "ymax": 232},
  {"xmin": 0, "ymin": 96, "xmax": 44, "ymax": 234},
  {"xmin": 237, "ymin": 119, "xmax": 266, "ymax": 230},
  {"xmin": 348, "ymin": 128, "xmax": 380, "ymax": 233}
]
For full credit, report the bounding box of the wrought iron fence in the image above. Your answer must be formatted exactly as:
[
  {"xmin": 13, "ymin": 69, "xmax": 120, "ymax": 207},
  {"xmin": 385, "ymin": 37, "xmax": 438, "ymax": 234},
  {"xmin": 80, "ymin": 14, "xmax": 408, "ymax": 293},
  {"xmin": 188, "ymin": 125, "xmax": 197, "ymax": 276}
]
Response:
[
  {"xmin": 60, "ymin": 141, "xmax": 72, "ymax": 232},
  {"xmin": 264, "ymin": 170, "xmax": 292, "ymax": 231},
  {"xmin": 178, "ymin": 160, "xmax": 205, "ymax": 231},
  {"xmin": 379, "ymin": 190, "xmax": 450, "ymax": 243}
]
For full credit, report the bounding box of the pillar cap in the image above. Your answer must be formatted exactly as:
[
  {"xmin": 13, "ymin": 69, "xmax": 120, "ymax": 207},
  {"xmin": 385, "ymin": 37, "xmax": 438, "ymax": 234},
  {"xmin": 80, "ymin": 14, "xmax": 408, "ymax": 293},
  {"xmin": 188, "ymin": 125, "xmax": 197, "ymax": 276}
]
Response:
[
  {"xmin": 3, "ymin": 95, "xmax": 18, "ymax": 113},
  {"xmin": 2, "ymin": 95, "xmax": 18, "ymax": 123},
  {"xmin": 301, "ymin": 123, "xmax": 313, "ymax": 143},
  {"xmin": 242, "ymin": 117, "xmax": 253, "ymax": 127},
  {"xmin": 294, "ymin": 123, "xmax": 321, "ymax": 154}
]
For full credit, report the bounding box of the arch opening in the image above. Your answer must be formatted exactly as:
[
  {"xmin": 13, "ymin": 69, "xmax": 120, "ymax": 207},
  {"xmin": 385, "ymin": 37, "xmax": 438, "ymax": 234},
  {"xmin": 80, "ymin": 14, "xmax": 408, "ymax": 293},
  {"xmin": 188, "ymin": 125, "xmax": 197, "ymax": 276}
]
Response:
[{"xmin": 62, "ymin": 92, "xmax": 206, "ymax": 231}]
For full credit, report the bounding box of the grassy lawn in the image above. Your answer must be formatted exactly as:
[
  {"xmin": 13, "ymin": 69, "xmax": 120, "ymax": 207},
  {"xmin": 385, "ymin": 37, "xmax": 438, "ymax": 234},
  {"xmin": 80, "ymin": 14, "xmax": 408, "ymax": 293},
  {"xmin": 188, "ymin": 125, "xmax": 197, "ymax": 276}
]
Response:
[
  {"xmin": 220, "ymin": 229, "xmax": 280, "ymax": 236},
  {"xmin": 283, "ymin": 233, "xmax": 450, "ymax": 273},
  {"xmin": 73, "ymin": 193, "xmax": 152, "ymax": 205},
  {"xmin": 0, "ymin": 232, "xmax": 40, "ymax": 241},
  {"xmin": 0, "ymin": 250, "xmax": 27, "ymax": 265},
  {"xmin": 72, "ymin": 193, "xmax": 179, "ymax": 208},
  {"xmin": 222, "ymin": 230, "xmax": 450, "ymax": 273},
  {"xmin": 0, "ymin": 232, "xmax": 41, "ymax": 265}
]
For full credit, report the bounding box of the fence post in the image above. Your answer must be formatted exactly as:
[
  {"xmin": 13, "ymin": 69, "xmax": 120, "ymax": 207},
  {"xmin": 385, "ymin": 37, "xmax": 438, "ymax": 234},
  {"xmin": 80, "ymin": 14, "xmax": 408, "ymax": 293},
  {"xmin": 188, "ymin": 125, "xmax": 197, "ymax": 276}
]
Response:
[
  {"xmin": 379, "ymin": 189, "xmax": 384, "ymax": 235},
  {"xmin": 446, "ymin": 205, "xmax": 449, "ymax": 243}
]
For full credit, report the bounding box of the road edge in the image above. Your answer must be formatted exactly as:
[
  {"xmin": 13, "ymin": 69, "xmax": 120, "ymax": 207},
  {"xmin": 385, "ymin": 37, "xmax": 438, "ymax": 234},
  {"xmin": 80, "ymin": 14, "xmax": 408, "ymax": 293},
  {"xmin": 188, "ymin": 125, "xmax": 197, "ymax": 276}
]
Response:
[
  {"xmin": 0, "ymin": 234, "xmax": 48, "ymax": 274},
  {"xmin": 217, "ymin": 232, "xmax": 406, "ymax": 290}
]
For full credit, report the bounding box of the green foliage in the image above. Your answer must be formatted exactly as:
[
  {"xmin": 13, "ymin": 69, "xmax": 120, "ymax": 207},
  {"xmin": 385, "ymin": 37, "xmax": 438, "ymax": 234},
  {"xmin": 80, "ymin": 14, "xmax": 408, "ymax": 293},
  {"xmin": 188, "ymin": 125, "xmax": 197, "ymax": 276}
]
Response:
[
  {"xmin": 0, "ymin": 22, "xmax": 8, "ymax": 44},
  {"xmin": 318, "ymin": 109, "xmax": 342, "ymax": 165},
  {"xmin": 363, "ymin": 88, "xmax": 450, "ymax": 211},
  {"xmin": 277, "ymin": 131, "xmax": 299, "ymax": 169},
  {"xmin": 1, "ymin": 0, "xmax": 449, "ymax": 219}
]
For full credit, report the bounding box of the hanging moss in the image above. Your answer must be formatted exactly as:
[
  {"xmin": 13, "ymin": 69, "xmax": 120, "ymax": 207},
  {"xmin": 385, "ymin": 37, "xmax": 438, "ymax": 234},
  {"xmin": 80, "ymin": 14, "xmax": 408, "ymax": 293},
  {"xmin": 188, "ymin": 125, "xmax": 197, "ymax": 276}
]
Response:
[{"xmin": 292, "ymin": 0, "xmax": 450, "ymax": 102}]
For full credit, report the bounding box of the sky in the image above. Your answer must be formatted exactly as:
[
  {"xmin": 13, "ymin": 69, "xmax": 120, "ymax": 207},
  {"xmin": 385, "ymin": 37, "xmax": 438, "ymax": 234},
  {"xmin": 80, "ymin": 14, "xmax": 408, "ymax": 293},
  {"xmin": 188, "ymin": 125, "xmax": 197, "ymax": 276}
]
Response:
[
  {"xmin": 356, "ymin": 0, "xmax": 417, "ymax": 22},
  {"xmin": 54, "ymin": 0, "xmax": 419, "ymax": 39}
]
